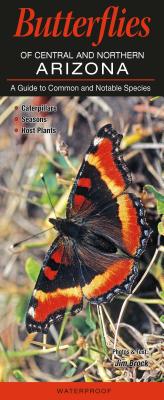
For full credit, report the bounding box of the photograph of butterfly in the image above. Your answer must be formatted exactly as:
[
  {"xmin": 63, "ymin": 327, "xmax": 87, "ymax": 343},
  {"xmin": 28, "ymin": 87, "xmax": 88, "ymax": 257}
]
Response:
[
  {"xmin": 26, "ymin": 124, "xmax": 151, "ymax": 334},
  {"xmin": 0, "ymin": 96, "xmax": 163, "ymax": 382}
]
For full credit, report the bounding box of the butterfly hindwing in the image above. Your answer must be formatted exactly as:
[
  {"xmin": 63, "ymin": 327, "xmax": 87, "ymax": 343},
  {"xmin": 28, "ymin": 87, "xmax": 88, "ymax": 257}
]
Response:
[
  {"xmin": 66, "ymin": 124, "xmax": 131, "ymax": 219},
  {"xmin": 77, "ymin": 245, "xmax": 138, "ymax": 304},
  {"xmin": 85, "ymin": 193, "xmax": 151, "ymax": 259},
  {"xmin": 26, "ymin": 237, "xmax": 83, "ymax": 333},
  {"xmin": 81, "ymin": 257, "xmax": 138, "ymax": 304}
]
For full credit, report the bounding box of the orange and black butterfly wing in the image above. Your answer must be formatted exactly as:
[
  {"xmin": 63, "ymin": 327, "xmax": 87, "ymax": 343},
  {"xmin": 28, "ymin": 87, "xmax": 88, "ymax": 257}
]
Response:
[
  {"xmin": 77, "ymin": 243, "xmax": 138, "ymax": 304},
  {"xmin": 26, "ymin": 237, "xmax": 83, "ymax": 333},
  {"xmin": 85, "ymin": 193, "xmax": 151, "ymax": 259},
  {"xmin": 66, "ymin": 124, "xmax": 131, "ymax": 219},
  {"xmin": 81, "ymin": 257, "xmax": 138, "ymax": 304}
]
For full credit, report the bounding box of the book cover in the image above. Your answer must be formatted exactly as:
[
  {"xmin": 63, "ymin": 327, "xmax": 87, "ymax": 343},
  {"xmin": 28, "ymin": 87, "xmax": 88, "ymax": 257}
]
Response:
[{"xmin": 0, "ymin": 1, "xmax": 163, "ymax": 398}]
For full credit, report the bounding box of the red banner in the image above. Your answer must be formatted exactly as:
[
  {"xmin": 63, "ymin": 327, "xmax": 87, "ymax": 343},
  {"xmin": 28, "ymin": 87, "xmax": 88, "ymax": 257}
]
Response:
[{"xmin": 0, "ymin": 382, "xmax": 162, "ymax": 400}]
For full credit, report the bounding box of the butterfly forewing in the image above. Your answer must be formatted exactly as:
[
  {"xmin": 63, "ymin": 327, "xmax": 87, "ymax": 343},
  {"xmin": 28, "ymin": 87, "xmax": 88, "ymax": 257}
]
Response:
[
  {"xmin": 26, "ymin": 237, "xmax": 83, "ymax": 333},
  {"xmin": 66, "ymin": 124, "xmax": 131, "ymax": 219}
]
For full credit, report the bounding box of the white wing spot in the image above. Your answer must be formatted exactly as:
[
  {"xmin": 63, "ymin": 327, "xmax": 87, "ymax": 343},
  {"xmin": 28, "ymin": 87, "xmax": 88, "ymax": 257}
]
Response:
[
  {"xmin": 93, "ymin": 137, "xmax": 103, "ymax": 146},
  {"xmin": 28, "ymin": 307, "xmax": 35, "ymax": 318}
]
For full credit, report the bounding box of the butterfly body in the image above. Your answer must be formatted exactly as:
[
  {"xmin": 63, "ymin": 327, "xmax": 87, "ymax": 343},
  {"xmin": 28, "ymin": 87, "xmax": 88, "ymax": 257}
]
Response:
[
  {"xmin": 26, "ymin": 124, "xmax": 151, "ymax": 333},
  {"xmin": 49, "ymin": 217, "xmax": 86, "ymax": 241}
]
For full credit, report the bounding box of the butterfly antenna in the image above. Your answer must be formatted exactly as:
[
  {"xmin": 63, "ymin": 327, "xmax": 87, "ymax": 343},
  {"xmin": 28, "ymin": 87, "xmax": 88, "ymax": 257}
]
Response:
[
  {"xmin": 40, "ymin": 174, "xmax": 56, "ymax": 218},
  {"xmin": 11, "ymin": 227, "xmax": 54, "ymax": 248}
]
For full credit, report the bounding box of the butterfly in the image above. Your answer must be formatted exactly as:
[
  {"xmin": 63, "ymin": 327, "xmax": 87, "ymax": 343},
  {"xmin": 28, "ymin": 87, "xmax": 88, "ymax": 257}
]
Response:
[{"xmin": 26, "ymin": 124, "xmax": 151, "ymax": 333}]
